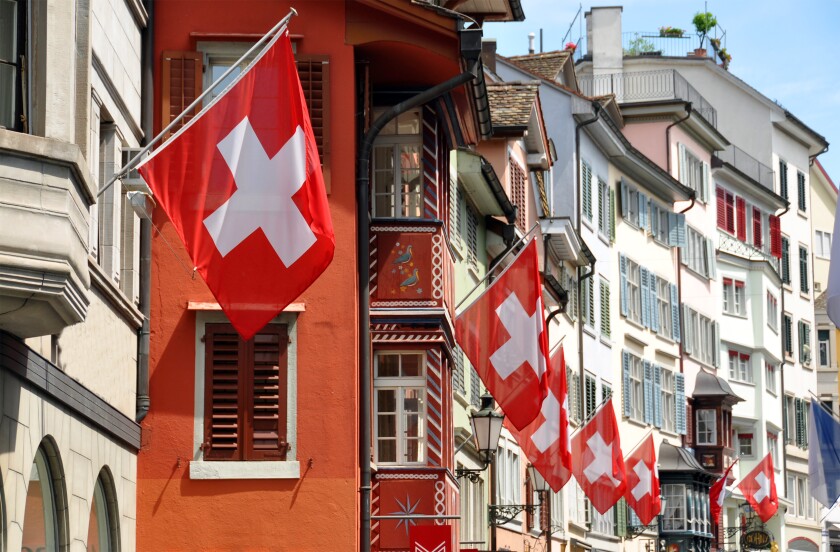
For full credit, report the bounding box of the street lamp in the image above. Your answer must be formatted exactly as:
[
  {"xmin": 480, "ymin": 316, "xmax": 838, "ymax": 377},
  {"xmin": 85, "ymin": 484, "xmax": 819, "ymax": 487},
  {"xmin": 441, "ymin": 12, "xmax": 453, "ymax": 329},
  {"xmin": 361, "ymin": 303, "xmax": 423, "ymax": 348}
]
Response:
[{"xmin": 456, "ymin": 393, "xmax": 504, "ymax": 481}]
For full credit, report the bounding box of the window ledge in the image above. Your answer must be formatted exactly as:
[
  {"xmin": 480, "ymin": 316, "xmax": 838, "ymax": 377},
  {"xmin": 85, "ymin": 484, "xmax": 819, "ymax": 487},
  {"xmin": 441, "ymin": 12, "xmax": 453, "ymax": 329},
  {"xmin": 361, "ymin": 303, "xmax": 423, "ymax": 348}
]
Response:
[
  {"xmin": 800, "ymin": 291, "xmax": 811, "ymax": 300},
  {"xmin": 583, "ymin": 325, "xmax": 597, "ymax": 339},
  {"xmin": 599, "ymin": 335, "xmax": 613, "ymax": 348},
  {"xmin": 189, "ymin": 460, "xmax": 301, "ymax": 480},
  {"xmin": 582, "ymin": 217, "xmax": 594, "ymax": 233},
  {"xmin": 598, "ymin": 232, "xmax": 610, "ymax": 247}
]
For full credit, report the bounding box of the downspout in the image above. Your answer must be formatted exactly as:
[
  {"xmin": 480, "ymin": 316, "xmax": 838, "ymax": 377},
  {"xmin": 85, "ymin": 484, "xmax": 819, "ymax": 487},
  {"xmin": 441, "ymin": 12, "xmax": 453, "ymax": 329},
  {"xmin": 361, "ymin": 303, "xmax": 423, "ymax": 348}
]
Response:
[
  {"xmin": 136, "ymin": 0, "xmax": 153, "ymax": 423},
  {"xmin": 357, "ymin": 31, "xmax": 482, "ymax": 552},
  {"xmin": 575, "ymin": 103, "xmax": 601, "ymax": 416},
  {"xmin": 776, "ymin": 202, "xmax": 791, "ymax": 497}
]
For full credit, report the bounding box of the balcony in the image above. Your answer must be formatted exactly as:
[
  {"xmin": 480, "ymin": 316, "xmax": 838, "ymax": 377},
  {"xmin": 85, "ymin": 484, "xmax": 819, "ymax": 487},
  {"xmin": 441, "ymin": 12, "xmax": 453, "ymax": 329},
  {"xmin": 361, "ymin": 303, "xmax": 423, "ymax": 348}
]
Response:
[
  {"xmin": 713, "ymin": 145, "xmax": 775, "ymax": 192},
  {"xmin": 577, "ymin": 69, "xmax": 717, "ymax": 128},
  {"xmin": 718, "ymin": 230, "xmax": 780, "ymax": 275},
  {"xmin": 0, "ymin": 131, "xmax": 93, "ymax": 338},
  {"xmin": 369, "ymin": 219, "xmax": 454, "ymax": 315}
]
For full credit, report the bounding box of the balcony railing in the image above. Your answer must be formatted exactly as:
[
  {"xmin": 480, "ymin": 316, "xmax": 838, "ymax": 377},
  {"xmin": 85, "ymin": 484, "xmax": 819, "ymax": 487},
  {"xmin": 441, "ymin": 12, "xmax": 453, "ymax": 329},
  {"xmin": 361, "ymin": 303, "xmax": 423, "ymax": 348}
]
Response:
[
  {"xmin": 622, "ymin": 32, "xmax": 715, "ymax": 59},
  {"xmin": 718, "ymin": 230, "xmax": 780, "ymax": 275},
  {"xmin": 577, "ymin": 69, "xmax": 717, "ymax": 128},
  {"xmin": 714, "ymin": 145, "xmax": 775, "ymax": 192}
]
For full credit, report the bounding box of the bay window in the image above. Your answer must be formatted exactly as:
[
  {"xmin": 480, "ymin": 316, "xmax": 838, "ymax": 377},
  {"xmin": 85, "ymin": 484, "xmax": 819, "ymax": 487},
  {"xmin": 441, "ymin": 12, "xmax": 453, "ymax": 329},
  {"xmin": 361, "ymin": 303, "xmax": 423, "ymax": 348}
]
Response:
[
  {"xmin": 374, "ymin": 351, "xmax": 426, "ymax": 465},
  {"xmin": 696, "ymin": 409, "xmax": 716, "ymax": 445},
  {"xmin": 372, "ymin": 109, "xmax": 422, "ymax": 218}
]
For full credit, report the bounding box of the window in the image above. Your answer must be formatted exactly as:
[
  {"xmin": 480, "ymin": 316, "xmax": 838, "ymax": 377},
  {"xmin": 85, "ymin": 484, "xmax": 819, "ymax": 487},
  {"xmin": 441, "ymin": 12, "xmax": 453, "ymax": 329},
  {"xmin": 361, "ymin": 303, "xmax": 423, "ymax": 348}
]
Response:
[
  {"xmin": 683, "ymin": 225, "xmax": 715, "ymax": 279},
  {"xmin": 737, "ymin": 433, "xmax": 754, "ymax": 457},
  {"xmin": 372, "ymin": 109, "xmax": 422, "ymax": 218},
  {"xmin": 598, "ymin": 177, "xmax": 612, "ymax": 238},
  {"xmin": 716, "ymin": 187, "xmax": 735, "ymax": 233},
  {"xmin": 782, "ymin": 236, "xmax": 791, "ymax": 285},
  {"xmin": 622, "ymin": 182, "xmax": 641, "ymax": 227},
  {"xmin": 787, "ymin": 396, "xmax": 809, "ymax": 449},
  {"xmin": 696, "ymin": 409, "xmax": 717, "ymax": 445},
  {"xmin": 623, "ymin": 352, "xmax": 644, "ymax": 422},
  {"xmin": 584, "ymin": 373, "xmax": 598, "ymax": 420},
  {"xmin": 767, "ymin": 432, "xmax": 779, "ymax": 467},
  {"xmin": 550, "ymin": 489, "xmax": 564, "ymax": 527},
  {"xmin": 625, "ymin": 257, "xmax": 641, "ymax": 324},
  {"xmin": 799, "ymin": 320, "xmax": 812, "ymax": 366},
  {"xmin": 0, "ymin": 0, "xmax": 27, "ymax": 131},
  {"xmin": 599, "ymin": 278, "xmax": 611, "ymax": 338},
  {"xmin": 23, "ymin": 446, "xmax": 62, "ymax": 551},
  {"xmin": 582, "ymin": 160, "xmax": 593, "ymax": 222},
  {"xmin": 459, "ymin": 469, "xmax": 486, "ymax": 545},
  {"xmin": 511, "ymin": 159, "xmax": 528, "ymax": 232},
  {"xmin": 789, "ymin": 475, "xmax": 815, "ymax": 519},
  {"xmin": 582, "ymin": 276, "xmax": 595, "ymax": 328},
  {"xmin": 722, "ymin": 278, "xmax": 746, "ymax": 316},
  {"xmin": 728, "ymin": 351, "xmax": 752, "ymax": 383},
  {"xmin": 767, "ymin": 292, "xmax": 778, "ymax": 332},
  {"xmin": 662, "ymin": 484, "xmax": 686, "ymax": 531},
  {"xmin": 783, "ymin": 313, "xmax": 793, "ymax": 358},
  {"xmin": 683, "ymin": 306, "xmax": 719, "ymax": 368},
  {"xmin": 765, "ymin": 363, "xmax": 777, "ymax": 395},
  {"xmin": 203, "ymin": 323, "xmax": 291, "ymax": 461},
  {"xmin": 779, "ymin": 159, "xmax": 789, "ymax": 200},
  {"xmin": 784, "ymin": 395, "xmax": 796, "ymax": 445},
  {"xmin": 799, "ymin": 245, "xmax": 810, "ymax": 293},
  {"xmin": 657, "ymin": 278, "xmax": 673, "ymax": 338},
  {"xmin": 819, "ymin": 329, "xmax": 831, "ymax": 367},
  {"xmin": 453, "ymin": 347, "xmax": 466, "ymax": 396},
  {"xmin": 496, "ymin": 439, "xmax": 521, "ymax": 507},
  {"xmin": 88, "ymin": 473, "xmax": 118, "ymax": 552},
  {"xmin": 816, "ymin": 230, "xmax": 832, "ymax": 259},
  {"xmin": 661, "ymin": 369, "xmax": 675, "ymax": 433},
  {"xmin": 466, "ymin": 202, "xmax": 479, "ymax": 272},
  {"xmin": 568, "ymin": 366, "xmax": 581, "ymax": 424},
  {"xmin": 797, "ymin": 171, "xmax": 807, "ymax": 212},
  {"xmin": 375, "ymin": 351, "xmax": 426, "ymax": 465},
  {"xmin": 592, "ymin": 506, "xmax": 615, "ymax": 536},
  {"xmin": 752, "ymin": 207, "xmax": 763, "ymax": 249},
  {"xmin": 680, "ymin": 145, "xmax": 709, "ymax": 202},
  {"xmin": 602, "ymin": 382, "xmax": 613, "ymax": 402}
]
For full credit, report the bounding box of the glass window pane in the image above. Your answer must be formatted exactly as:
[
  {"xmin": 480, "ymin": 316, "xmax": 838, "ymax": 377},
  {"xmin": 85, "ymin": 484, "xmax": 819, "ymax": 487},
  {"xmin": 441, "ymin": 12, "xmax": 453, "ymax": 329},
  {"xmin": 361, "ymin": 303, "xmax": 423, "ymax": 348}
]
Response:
[
  {"xmin": 377, "ymin": 414, "xmax": 396, "ymax": 438},
  {"xmin": 23, "ymin": 450, "xmax": 58, "ymax": 551},
  {"xmin": 397, "ymin": 110, "xmax": 420, "ymax": 135},
  {"xmin": 377, "ymin": 355, "xmax": 399, "ymax": 378},
  {"xmin": 0, "ymin": 0, "xmax": 18, "ymax": 63},
  {"xmin": 377, "ymin": 389, "xmax": 396, "ymax": 413},
  {"xmin": 0, "ymin": 63, "xmax": 15, "ymax": 129},
  {"xmin": 88, "ymin": 478, "xmax": 112, "ymax": 552},
  {"xmin": 378, "ymin": 439, "xmax": 396, "ymax": 462},
  {"xmin": 401, "ymin": 354, "xmax": 423, "ymax": 377}
]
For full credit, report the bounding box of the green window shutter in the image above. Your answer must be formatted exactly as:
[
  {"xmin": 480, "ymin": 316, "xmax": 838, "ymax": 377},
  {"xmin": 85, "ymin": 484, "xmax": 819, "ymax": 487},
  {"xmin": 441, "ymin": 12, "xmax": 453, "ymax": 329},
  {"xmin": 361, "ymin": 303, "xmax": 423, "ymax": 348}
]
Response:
[
  {"xmin": 616, "ymin": 498, "xmax": 627, "ymax": 537},
  {"xmin": 779, "ymin": 159, "xmax": 788, "ymax": 199},
  {"xmin": 583, "ymin": 161, "xmax": 592, "ymax": 221},
  {"xmin": 609, "ymin": 187, "xmax": 616, "ymax": 242},
  {"xmin": 598, "ymin": 177, "xmax": 605, "ymax": 232},
  {"xmin": 588, "ymin": 277, "xmax": 595, "ymax": 326},
  {"xmin": 600, "ymin": 279, "xmax": 611, "ymax": 338},
  {"xmin": 782, "ymin": 237, "xmax": 791, "ymax": 284},
  {"xmin": 622, "ymin": 351, "xmax": 631, "ymax": 418},
  {"xmin": 798, "ymin": 171, "xmax": 806, "ymax": 211},
  {"xmin": 800, "ymin": 246, "xmax": 809, "ymax": 293},
  {"xmin": 795, "ymin": 398, "xmax": 805, "ymax": 447}
]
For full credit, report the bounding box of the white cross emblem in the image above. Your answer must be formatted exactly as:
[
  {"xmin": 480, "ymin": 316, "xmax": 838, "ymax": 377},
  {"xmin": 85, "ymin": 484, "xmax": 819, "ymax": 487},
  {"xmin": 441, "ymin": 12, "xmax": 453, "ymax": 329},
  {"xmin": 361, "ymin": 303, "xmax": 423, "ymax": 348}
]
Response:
[
  {"xmin": 531, "ymin": 390, "xmax": 560, "ymax": 453},
  {"xmin": 489, "ymin": 293, "xmax": 546, "ymax": 380},
  {"xmin": 631, "ymin": 460, "xmax": 652, "ymax": 501},
  {"xmin": 204, "ymin": 117, "xmax": 316, "ymax": 265},
  {"xmin": 583, "ymin": 431, "xmax": 621, "ymax": 485},
  {"xmin": 754, "ymin": 471, "xmax": 772, "ymax": 504}
]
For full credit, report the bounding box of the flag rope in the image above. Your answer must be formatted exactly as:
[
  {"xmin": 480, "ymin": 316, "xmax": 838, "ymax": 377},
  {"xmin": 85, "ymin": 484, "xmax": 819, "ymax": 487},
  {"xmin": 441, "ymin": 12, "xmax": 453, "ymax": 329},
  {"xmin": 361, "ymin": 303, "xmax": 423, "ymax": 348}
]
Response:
[{"xmin": 95, "ymin": 7, "xmax": 299, "ymax": 200}]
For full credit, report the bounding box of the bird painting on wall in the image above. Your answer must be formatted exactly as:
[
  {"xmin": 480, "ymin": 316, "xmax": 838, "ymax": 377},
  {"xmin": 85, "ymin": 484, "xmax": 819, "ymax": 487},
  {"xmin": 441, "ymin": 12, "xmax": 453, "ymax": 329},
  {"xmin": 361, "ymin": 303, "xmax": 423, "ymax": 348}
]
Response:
[
  {"xmin": 400, "ymin": 268, "xmax": 419, "ymax": 289},
  {"xmin": 392, "ymin": 244, "xmax": 413, "ymax": 266}
]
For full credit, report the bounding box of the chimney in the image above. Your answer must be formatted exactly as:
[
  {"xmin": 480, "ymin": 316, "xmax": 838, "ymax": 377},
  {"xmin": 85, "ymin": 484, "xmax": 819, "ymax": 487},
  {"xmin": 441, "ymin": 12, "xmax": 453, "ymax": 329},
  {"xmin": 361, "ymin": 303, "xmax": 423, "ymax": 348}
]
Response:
[
  {"xmin": 528, "ymin": 32, "xmax": 535, "ymax": 54},
  {"xmin": 585, "ymin": 6, "xmax": 623, "ymax": 75},
  {"xmin": 481, "ymin": 39, "xmax": 497, "ymax": 73}
]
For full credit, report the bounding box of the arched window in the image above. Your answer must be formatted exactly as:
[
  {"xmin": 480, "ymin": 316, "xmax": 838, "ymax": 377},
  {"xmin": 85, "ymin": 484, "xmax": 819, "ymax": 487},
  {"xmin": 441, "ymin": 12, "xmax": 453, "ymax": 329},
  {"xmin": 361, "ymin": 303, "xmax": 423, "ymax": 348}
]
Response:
[
  {"xmin": 87, "ymin": 471, "xmax": 120, "ymax": 551},
  {"xmin": 22, "ymin": 447, "xmax": 60, "ymax": 552}
]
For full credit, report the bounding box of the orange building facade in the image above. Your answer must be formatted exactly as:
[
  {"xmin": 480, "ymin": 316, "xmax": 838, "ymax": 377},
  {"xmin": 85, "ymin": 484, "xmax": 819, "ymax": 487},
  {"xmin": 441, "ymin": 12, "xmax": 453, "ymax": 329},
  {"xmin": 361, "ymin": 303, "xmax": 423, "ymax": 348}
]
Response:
[{"xmin": 138, "ymin": 1, "xmax": 500, "ymax": 550}]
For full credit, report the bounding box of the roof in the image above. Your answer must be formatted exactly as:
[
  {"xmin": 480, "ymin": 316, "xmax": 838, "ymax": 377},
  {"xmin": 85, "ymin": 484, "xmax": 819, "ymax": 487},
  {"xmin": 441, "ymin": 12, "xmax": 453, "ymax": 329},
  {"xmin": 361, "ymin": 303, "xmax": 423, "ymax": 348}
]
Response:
[
  {"xmin": 506, "ymin": 51, "xmax": 572, "ymax": 82},
  {"xmin": 816, "ymin": 290, "xmax": 828, "ymax": 311},
  {"xmin": 658, "ymin": 440, "xmax": 711, "ymax": 476},
  {"xmin": 486, "ymin": 80, "xmax": 540, "ymax": 131},
  {"xmin": 693, "ymin": 370, "xmax": 743, "ymax": 403}
]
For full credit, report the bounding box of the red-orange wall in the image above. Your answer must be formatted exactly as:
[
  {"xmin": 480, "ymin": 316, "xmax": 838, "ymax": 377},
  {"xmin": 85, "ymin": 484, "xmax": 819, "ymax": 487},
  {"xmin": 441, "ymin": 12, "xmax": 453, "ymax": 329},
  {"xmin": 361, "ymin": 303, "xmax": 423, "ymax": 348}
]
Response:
[{"xmin": 139, "ymin": 2, "xmax": 359, "ymax": 550}]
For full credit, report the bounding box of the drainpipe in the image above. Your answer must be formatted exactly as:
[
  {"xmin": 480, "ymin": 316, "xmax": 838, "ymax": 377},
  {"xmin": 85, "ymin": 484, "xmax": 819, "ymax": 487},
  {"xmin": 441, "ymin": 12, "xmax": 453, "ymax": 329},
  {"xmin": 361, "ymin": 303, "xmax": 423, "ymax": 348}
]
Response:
[
  {"xmin": 776, "ymin": 202, "xmax": 790, "ymax": 497},
  {"xmin": 357, "ymin": 29, "xmax": 482, "ymax": 552},
  {"xmin": 575, "ymin": 103, "xmax": 601, "ymax": 416},
  {"xmin": 136, "ymin": 0, "xmax": 153, "ymax": 423}
]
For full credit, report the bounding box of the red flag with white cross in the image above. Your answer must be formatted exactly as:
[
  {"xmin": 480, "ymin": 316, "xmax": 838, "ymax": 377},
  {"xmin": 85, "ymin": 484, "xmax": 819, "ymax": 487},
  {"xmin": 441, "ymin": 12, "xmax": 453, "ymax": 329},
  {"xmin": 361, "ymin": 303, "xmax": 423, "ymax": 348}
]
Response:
[
  {"xmin": 737, "ymin": 453, "xmax": 778, "ymax": 522},
  {"xmin": 455, "ymin": 238, "xmax": 549, "ymax": 430},
  {"xmin": 624, "ymin": 434, "xmax": 661, "ymax": 525},
  {"xmin": 138, "ymin": 31, "xmax": 334, "ymax": 339},
  {"xmin": 507, "ymin": 347, "xmax": 572, "ymax": 491},
  {"xmin": 571, "ymin": 398, "xmax": 627, "ymax": 514},
  {"xmin": 710, "ymin": 459, "xmax": 737, "ymax": 523}
]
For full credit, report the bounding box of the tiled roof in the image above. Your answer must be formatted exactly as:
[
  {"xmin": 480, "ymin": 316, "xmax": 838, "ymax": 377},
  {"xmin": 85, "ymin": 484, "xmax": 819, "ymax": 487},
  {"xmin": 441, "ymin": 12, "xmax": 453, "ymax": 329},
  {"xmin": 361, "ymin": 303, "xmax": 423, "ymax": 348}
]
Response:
[
  {"xmin": 506, "ymin": 51, "xmax": 571, "ymax": 82},
  {"xmin": 486, "ymin": 81, "xmax": 540, "ymax": 130},
  {"xmin": 816, "ymin": 290, "xmax": 828, "ymax": 310}
]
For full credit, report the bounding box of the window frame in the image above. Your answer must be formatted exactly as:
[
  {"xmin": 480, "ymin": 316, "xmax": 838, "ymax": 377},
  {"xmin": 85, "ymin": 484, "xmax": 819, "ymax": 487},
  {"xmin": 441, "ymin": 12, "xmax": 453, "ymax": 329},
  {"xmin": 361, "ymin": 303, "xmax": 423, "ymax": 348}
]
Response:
[
  {"xmin": 816, "ymin": 230, "xmax": 832, "ymax": 259},
  {"xmin": 371, "ymin": 109, "xmax": 424, "ymax": 219},
  {"xmin": 799, "ymin": 244, "xmax": 810, "ymax": 294},
  {"xmin": 374, "ymin": 350, "xmax": 427, "ymax": 466},
  {"xmin": 737, "ymin": 432, "xmax": 754, "ymax": 458},
  {"xmin": 0, "ymin": 0, "xmax": 28, "ymax": 132},
  {"xmin": 696, "ymin": 409, "xmax": 717, "ymax": 445}
]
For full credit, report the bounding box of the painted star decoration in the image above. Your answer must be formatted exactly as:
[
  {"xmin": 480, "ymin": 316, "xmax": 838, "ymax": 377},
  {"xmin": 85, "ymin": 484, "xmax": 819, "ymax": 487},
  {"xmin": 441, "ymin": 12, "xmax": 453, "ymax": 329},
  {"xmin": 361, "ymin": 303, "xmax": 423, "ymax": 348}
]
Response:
[{"xmin": 390, "ymin": 494, "xmax": 421, "ymax": 536}]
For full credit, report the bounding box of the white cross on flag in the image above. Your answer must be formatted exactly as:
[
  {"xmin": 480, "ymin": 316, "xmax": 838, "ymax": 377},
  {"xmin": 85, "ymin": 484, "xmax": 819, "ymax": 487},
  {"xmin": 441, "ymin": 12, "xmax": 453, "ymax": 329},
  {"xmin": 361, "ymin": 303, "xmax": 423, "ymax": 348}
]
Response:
[
  {"xmin": 738, "ymin": 453, "xmax": 778, "ymax": 523},
  {"xmin": 138, "ymin": 31, "xmax": 334, "ymax": 339},
  {"xmin": 571, "ymin": 398, "xmax": 627, "ymax": 514},
  {"xmin": 507, "ymin": 347, "xmax": 572, "ymax": 492},
  {"xmin": 455, "ymin": 238, "xmax": 549, "ymax": 430},
  {"xmin": 710, "ymin": 459, "xmax": 737, "ymax": 524},
  {"xmin": 624, "ymin": 434, "xmax": 660, "ymax": 525}
]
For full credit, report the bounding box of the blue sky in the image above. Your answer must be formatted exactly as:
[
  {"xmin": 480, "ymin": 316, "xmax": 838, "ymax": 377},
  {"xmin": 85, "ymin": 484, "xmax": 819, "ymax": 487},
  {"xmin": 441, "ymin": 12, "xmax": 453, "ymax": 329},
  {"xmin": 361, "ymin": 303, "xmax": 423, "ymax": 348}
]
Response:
[{"xmin": 485, "ymin": 0, "xmax": 839, "ymax": 185}]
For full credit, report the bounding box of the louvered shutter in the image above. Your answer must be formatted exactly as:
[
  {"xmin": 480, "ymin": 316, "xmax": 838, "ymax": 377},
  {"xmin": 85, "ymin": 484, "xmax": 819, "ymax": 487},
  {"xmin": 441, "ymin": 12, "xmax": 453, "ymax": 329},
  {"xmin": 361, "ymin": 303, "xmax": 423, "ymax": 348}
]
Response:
[
  {"xmin": 795, "ymin": 398, "xmax": 805, "ymax": 447},
  {"xmin": 798, "ymin": 171, "xmax": 806, "ymax": 211},
  {"xmin": 620, "ymin": 178, "xmax": 629, "ymax": 218},
  {"xmin": 783, "ymin": 398, "xmax": 790, "ymax": 442},
  {"xmin": 250, "ymin": 326, "xmax": 289, "ymax": 459},
  {"xmin": 769, "ymin": 216, "xmax": 782, "ymax": 258},
  {"xmin": 600, "ymin": 280, "xmax": 611, "ymax": 338},
  {"xmin": 619, "ymin": 254, "xmax": 629, "ymax": 317},
  {"xmin": 669, "ymin": 213, "xmax": 686, "ymax": 247},
  {"xmin": 782, "ymin": 237, "xmax": 791, "ymax": 283},
  {"xmin": 470, "ymin": 365, "xmax": 481, "ymax": 408},
  {"xmin": 800, "ymin": 246, "xmax": 810, "ymax": 293},
  {"xmin": 683, "ymin": 304, "xmax": 693, "ymax": 355},
  {"xmin": 643, "ymin": 361, "xmax": 653, "ymax": 425},
  {"xmin": 453, "ymin": 347, "xmax": 466, "ymax": 395},
  {"xmin": 705, "ymin": 237, "xmax": 716, "ymax": 278},
  {"xmin": 702, "ymin": 161, "xmax": 710, "ymax": 202},
  {"xmin": 641, "ymin": 267, "xmax": 651, "ymax": 328},
  {"xmin": 622, "ymin": 351, "xmax": 632, "ymax": 417},
  {"xmin": 725, "ymin": 192, "xmax": 735, "ymax": 233},
  {"xmin": 609, "ymin": 187, "xmax": 616, "ymax": 242},
  {"xmin": 654, "ymin": 365, "xmax": 662, "ymax": 428},
  {"xmin": 204, "ymin": 324, "xmax": 242, "ymax": 460},
  {"xmin": 716, "ymin": 187, "xmax": 726, "ymax": 229},
  {"xmin": 160, "ymin": 51, "xmax": 203, "ymax": 140},
  {"xmin": 675, "ymin": 373, "xmax": 686, "ymax": 435},
  {"xmin": 582, "ymin": 161, "xmax": 592, "ymax": 221},
  {"xmin": 671, "ymin": 284, "xmax": 681, "ymax": 342},
  {"xmin": 804, "ymin": 323, "xmax": 811, "ymax": 364},
  {"xmin": 780, "ymin": 160, "xmax": 788, "ymax": 199},
  {"xmin": 798, "ymin": 320, "xmax": 804, "ymax": 363},
  {"xmin": 650, "ymin": 202, "xmax": 659, "ymax": 238},
  {"xmin": 650, "ymin": 273, "xmax": 660, "ymax": 333},
  {"xmin": 784, "ymin": 315, "xmax": 793, "ymax": 356},
  {"xmin": 616, "ymin": 499, "xmax": 628, "ymax": 537},
  {"xmin": 713, "ymin": 322, "xmax": 721, "ymax": 368},
  {"xmin": 753, "ymin": 208, "xmax": 763, "ymax": 249},
  {"xmin": 296, "ymin": 57, "xmax": 331, "ymax": 191},
  {"xmin": 679, "ymin": 143, "xmax": 687, "ymax": 183},
  {"xmin": 736, "ymin": 197, "xmax": 746, "ymax": 241},
  {"xmin": 598, "ymin": 177, "xmax": 605, "ymax": 233},
  {"xmin": 639, "ymin": 192, "xmax": 648, "ymax": 230}
]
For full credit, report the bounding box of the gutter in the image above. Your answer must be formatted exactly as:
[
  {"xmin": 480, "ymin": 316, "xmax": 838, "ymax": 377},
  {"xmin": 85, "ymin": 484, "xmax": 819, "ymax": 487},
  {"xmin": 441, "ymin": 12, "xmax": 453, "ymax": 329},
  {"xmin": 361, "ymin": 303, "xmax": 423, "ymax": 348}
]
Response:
[
  {"xmin": 136, "ymin": 0, "xmax": 153, "ymax": 423},
  {"xmin": 357, "ymin": 25, "xmax": 482, "ymax": 552},
  {"xmin": 776, "ymin": 201, "xmax": 790, "ymax": 497},
  {"xmin": 480, "ymin": 156, "xmax": 517, "ymax": 223}
]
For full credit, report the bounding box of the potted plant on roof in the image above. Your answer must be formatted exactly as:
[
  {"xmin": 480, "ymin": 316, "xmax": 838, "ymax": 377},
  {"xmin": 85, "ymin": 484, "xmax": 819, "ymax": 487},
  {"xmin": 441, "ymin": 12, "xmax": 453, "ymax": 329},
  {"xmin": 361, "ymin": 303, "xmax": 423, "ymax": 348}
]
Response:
[
  {"xmin": 692, "ymin": 11, "xmax": 717, "ymax": 56},
  {"xmin": 659, "ymin": 26, "xmax": 685, "ymax": 38},
  {"xmin": 718, "ymin": 48, "xmax": 731, "ymax": 70},
  {"xmin": 565, "ymin": 41, "xmax": 577, "ymax": 53}
]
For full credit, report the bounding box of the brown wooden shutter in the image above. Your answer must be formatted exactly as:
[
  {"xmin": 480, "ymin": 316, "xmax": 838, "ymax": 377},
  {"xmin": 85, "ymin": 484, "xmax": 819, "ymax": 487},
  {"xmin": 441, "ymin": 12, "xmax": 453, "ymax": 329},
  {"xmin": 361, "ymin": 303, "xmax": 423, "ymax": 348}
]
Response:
[
  {"xmin": 296, "ymin": 56, "xmax": 330, "ymax": 192},
  {"xmin": 204, "ymin": 324, "xmax": 243, "ymax": 460},
  {"xmin": 160, "ymin": 51, "xmax": 202, "ymax": 139},
  {"xmin": 248, "ymin": 325, "xmax": 288, "ymax": 460}
]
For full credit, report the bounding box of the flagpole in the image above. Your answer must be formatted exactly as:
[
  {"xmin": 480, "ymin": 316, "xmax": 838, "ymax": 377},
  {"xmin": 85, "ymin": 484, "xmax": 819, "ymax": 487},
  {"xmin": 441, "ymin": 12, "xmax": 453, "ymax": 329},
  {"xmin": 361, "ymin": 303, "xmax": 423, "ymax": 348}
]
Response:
[
  {"xmin": 809, "ymin": 391, "xmax": 840, "ymax": 422},
  {"xmin": 96, "ymin": 7, "xmax": 298, "ymax": 199},
  {"xmin": 623, "ymin": 427, "xmax": 655, "ymax": 457},
  {"xmin": 453, "ymin": 221, "xmax": 541, "ymax": 312}
]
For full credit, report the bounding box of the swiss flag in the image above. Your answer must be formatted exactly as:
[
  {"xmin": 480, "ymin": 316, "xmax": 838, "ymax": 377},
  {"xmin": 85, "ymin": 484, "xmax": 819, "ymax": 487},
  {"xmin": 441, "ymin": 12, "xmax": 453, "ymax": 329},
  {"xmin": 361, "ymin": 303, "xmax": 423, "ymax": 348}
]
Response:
[
  {"xmin": 624, "ymin": 434, "xmax": 660, "ymax": 525},
  {"xmin": 138, "ymin": 32, "xmax": 334, "ymax": 339},
  {"xmin": 737, "ymin": 453, "xmax": 778, "ymax": 522},
  {"xmin": 455, "ymin": 238, "xmax": 549, "ymax": 430},
  {"xmin": 507, "ymin": 347, "xmax": 572, "ymax": 492},
  {"xmin": 710, "ymin": 459, "xmax": 737, "ymax": 524},
  {"xmin": 571, "ymin": 398, "xmax": 627, "ymax": 514}
]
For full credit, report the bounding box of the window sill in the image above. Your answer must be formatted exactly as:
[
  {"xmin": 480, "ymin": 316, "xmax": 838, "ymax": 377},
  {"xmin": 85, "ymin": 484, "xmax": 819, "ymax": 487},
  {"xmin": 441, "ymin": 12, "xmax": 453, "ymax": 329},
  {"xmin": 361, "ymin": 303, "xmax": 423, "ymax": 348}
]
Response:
[
  {"xmin": 190, "ymin": 460, "xmax": 301, "ymax": 480},
  {"xmin": 599, "ymin": 334, "xmax": 613, "ymax": 348},
  {"xmin": 582, "ymin": 217, "xmax": 594, "ymax": 233},
  {"xmin": 652, "ymin": 237, "xmax": 670, "ymax": 250},
  {"xmin": 723, "ymin": 311, "xmax": 748, "ymax": 319},
  {"xmin": 797, "ymin": 209, "xmax": 808, "ymax": 220},
  {"xmin": 729, "ymin": 379, "xmax": 756, "ymax": 387},
  {"xmin": 800, "ymin": 291, "xmax": 811, "ymax": 300},
  {"xmin": 583, "ymin": 324, "xmax": 597, "ymax": 339},
  {"xmin": 598, "ymin": 232, "xmax": 610, "ymax": 247},
  {"xmin": 684, "ymin": 265, "xmax": 711, "ymax": 282}
]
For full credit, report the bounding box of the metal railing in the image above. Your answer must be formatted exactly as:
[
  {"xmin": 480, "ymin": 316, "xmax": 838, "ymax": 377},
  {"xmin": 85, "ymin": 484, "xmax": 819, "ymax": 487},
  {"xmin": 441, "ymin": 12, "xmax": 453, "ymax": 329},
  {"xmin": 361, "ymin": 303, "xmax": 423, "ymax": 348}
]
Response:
[
  {"xmin": 622, "ymin": 32, "xmax": 714, "ymax": 59},
  {"xmin": 718, "ymin": 230, "xmax": 780, "ymax": 275},
  {"xmin": 577, "ymin": 69, "xmax": 717, "ymax": 128},
  {"xmin": 714, "ymin": 145, "xmax": 775, "ymax": 192}
]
